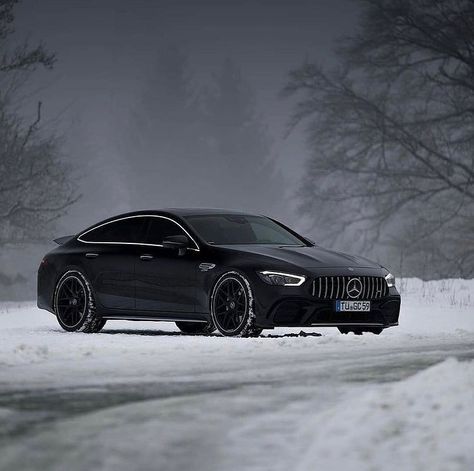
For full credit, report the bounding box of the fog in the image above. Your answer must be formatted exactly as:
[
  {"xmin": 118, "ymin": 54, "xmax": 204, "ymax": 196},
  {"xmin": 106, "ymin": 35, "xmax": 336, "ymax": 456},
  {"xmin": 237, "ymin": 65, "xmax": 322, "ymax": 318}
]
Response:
[
  {"xmin": 2, "ymin": 4, "xmax": 473, "ymax": 469},
  {"xmin": 15, "ymin": 0, "xmax": 357, "ymax": 232},
  {"xmin": 1, "ymin": 0, "xmax": 472, "ymax": 299}
]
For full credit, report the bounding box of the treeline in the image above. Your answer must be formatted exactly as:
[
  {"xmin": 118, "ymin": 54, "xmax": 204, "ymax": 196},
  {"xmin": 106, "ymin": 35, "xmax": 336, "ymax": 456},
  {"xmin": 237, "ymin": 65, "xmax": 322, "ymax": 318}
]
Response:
[
  {"xmin": 2, "ymin": 0, "xmax": 473, "ymax": 287},
  {"xmin": 285, "ymin": 0, "xmax": 474, "ymax": 278}
]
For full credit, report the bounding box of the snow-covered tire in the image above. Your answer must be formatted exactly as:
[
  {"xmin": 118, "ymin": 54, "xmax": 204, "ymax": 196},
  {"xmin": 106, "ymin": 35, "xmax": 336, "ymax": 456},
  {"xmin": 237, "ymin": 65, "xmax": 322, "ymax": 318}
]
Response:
[
  {"xmin": 210, "ymin": 271, "xmax": 261, "ymax": 337},
  {"xmin": 175, "ymin": 321, "xmax": 216, "ymax": 335},
  {"xmin": 54, "ymin": 270, "xmax": 106, "ymax": 333}
]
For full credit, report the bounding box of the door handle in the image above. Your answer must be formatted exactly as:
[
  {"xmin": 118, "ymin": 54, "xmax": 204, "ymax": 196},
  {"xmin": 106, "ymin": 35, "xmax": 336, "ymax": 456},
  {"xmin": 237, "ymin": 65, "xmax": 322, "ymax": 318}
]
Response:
[
  {"xmin": 140, "ymin": 254, "xmax": 154, "ymax": 261},
  {"xmin": 85, "ymin": 253, "xmax": 99, "ymax": 258}
]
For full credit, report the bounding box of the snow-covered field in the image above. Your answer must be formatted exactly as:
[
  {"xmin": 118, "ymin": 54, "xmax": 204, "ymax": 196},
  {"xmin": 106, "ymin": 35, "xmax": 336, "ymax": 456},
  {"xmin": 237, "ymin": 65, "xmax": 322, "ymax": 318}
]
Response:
[{"xmin": 1, "ymin": 278, "xmax": 473, "ymax": 471}]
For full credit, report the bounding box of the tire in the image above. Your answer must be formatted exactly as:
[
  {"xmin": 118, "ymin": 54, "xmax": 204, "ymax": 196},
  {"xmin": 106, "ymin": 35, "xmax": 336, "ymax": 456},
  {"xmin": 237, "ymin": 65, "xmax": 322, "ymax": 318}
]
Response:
[
  {"xmin": 54, "ymin": 270, "xmax": 106, "ymax": 333},
  {"xmin": 175, "ymin": 321, "xmax": 216, "ymax": 335},
  {"xmin": 210, "ymin": 271, "xmax": 261, "ymax": 337},
  {"xmin": 338, "ymin": 327, "xmax": 383, "ymax": 335}
]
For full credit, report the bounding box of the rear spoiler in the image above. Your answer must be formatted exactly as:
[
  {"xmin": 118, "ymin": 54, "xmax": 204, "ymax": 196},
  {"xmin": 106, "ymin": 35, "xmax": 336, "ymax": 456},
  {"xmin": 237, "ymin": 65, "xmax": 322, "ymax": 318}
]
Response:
[{"xmin": 53, "ymin": 235, "xmax": 74, "ymax": 245}]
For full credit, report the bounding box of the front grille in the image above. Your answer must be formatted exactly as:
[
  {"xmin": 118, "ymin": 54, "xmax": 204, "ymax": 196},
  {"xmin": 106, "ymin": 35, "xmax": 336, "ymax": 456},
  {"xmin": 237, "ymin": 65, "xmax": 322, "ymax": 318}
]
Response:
[{"xmin": 312, "ymin": 276, "xmax": 388, "ymax": 300}]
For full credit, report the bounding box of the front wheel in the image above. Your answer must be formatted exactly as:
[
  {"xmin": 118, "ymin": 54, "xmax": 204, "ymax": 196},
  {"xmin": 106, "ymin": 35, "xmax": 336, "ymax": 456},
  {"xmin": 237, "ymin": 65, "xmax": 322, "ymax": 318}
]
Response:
[
  {"xmin": 54, "ymin": 270, "xmax": 106, "ymax": 333},
  {"xmin": 210, "ymin": 271, "xmax": 261, "ymax": 337}
]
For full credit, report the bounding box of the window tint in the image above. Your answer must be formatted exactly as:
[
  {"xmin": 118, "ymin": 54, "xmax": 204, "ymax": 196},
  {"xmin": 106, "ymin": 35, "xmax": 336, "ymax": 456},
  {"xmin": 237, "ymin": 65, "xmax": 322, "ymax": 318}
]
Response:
[
  {"xmin": 144, "ymin": 217, "xmax": 187, "ymax": 245},
  {"xmin": 185, "ymin": 215, "xmax": 306, "ymax": 246},
  {"xmin": 80, "ymin": 217, "xmax": 147, "ymax": 243},
  {"xmin": 251, "ymin": 219, "xmax": 299, "ymax": 243}
]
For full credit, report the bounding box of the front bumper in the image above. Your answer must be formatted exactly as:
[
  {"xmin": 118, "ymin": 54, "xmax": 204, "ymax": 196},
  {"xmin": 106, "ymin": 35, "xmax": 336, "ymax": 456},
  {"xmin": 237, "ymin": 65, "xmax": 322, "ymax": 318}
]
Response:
[
  {"xmin": 262, "ymin": 295, "xmax": 400, "ymax": 328},
  {"xmin": 249, "ymin": 271, "xmax": 401, "ymax": 329}
]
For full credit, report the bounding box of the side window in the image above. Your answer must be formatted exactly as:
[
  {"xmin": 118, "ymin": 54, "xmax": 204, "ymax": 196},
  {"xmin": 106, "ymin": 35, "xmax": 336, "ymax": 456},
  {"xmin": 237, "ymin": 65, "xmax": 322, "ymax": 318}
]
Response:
[
  {"xmin": 144, "ymin": 217, "xmax": 186, "ymax": 245},
  {"xmin": 80, "ymin": 217, "xmax": 147, "ymax": 243}
]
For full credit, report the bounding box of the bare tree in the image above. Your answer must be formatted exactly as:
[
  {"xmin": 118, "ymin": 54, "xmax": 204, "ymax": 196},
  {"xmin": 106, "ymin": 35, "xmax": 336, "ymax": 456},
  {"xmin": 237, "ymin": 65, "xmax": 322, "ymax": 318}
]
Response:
[
  {"xmin": 284, "ymin": 0, "xmax": 474, "ymax": 277},
  {"xmin": 0, "ymin": 0, "xmax": 55, "ymax": 73},
  {"xmin": 0, "ymin": 0, "xmax": 77, "ymax": 244}
]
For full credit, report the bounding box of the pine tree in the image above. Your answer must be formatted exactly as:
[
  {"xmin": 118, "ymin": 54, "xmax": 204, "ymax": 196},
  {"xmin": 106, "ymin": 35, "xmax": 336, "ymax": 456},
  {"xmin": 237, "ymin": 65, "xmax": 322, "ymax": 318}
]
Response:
[
  {"xmin": 204, "ymin": 59, "xmax": 285, "ymax": 215},
  {"xmin": 120, "ymin": 45, "xmax": 205, "ymax": 209}
]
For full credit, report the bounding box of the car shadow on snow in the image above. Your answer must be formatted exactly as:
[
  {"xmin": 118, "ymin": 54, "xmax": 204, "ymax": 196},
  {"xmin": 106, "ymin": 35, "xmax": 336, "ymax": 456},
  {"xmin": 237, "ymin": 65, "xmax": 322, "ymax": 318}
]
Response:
[{"xmin": 99, "ymin": 329, "xmax": 322, "ymax": 339}]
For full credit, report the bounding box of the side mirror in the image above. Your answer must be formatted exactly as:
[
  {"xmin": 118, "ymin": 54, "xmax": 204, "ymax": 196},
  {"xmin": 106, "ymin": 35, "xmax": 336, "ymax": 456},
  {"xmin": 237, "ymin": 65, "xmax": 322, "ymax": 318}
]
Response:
[{"xmin": 162, "ymin": 235, "xmax": 189, "ymax": 256}]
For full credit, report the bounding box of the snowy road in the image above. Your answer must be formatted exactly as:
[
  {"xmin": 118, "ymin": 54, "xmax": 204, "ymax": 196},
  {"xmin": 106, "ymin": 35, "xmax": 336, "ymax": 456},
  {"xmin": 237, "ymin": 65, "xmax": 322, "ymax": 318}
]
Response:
[{"xmin": 1, "ymin": 278, "xmax": 474, "ymax": 471}]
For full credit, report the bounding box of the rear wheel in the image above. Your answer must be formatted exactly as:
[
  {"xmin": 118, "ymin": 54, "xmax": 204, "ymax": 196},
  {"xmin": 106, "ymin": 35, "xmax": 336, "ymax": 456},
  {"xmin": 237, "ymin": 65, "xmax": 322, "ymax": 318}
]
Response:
[
  {"xmin": 210, "ymin": 272, "xmax": 261, "ymax": 337},
  {"xmin": 175, "ymin": 321, "xmax": 216, "ymax": 335},
  {"xmin": 54, "ymin": 270, "xmax": 106, "ymax": 333}
]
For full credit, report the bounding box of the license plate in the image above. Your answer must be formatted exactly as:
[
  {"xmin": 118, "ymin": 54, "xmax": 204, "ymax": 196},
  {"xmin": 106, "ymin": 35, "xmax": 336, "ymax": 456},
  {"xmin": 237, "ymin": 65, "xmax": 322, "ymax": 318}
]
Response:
[{"xmin": 335, "ymin": 300, "xmax": 371, "ymax": 312}]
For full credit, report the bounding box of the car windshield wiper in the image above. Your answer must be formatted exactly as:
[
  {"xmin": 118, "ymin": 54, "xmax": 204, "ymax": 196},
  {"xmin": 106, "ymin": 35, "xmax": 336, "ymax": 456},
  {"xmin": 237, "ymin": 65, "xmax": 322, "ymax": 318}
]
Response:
[{"xmin": 278, "ymin": 244, "xmax": 306, "ymax": 248}]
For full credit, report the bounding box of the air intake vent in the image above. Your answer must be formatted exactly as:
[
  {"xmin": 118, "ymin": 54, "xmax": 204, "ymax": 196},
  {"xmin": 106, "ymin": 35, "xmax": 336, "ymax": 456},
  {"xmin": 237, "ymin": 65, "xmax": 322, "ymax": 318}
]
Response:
[{"xmin": 312, "ymin": 276, "xmax": 388, "ymax": 300}]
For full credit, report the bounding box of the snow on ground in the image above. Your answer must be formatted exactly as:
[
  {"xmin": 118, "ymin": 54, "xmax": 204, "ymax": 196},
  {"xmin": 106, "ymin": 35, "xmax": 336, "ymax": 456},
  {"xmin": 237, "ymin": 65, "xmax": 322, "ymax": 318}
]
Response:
[
  {"xmin": 297, "ymin": 358, "xmax": 474, "ymax": 471},
  {"xmin": 0, "ymin": 278, "xmax": 473, "ymax": 471}
]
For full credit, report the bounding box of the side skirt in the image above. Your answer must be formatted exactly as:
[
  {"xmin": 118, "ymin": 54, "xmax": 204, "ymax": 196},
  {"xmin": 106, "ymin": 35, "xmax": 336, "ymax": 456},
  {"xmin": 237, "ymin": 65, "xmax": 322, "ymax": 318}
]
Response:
[{"xmin": 101, "ymin": 315, "xmax": 209, "ymax": 323}]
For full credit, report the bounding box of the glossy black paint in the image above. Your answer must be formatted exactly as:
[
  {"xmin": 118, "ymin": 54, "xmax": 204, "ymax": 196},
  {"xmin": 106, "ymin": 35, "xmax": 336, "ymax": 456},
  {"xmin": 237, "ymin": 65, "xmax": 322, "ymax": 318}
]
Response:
[{"xmin": 37, "ymin": 209, "xmax": 401, "ymax": 330}]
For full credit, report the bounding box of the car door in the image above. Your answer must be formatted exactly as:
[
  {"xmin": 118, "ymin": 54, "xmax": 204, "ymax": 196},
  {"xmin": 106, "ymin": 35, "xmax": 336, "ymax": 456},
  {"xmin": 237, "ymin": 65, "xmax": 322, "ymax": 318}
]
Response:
[
  {"xmin": 134, "ymin": 216, "xmax": 200, "ymax": 314},
  {"xmin": 78, "ymin": 216, "xmax": 148, "ymax": 311}
]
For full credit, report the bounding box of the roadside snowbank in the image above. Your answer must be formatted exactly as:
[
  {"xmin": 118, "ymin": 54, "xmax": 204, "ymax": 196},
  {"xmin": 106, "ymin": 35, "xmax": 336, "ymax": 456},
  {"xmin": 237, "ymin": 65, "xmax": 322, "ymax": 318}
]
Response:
[
  {"xmin": 397, "ymin": 278, "xmax": 474, "ymax": 334},
  {"xmin": 298, "ymin": 358, "xmax": 474, "ymax": 471}
]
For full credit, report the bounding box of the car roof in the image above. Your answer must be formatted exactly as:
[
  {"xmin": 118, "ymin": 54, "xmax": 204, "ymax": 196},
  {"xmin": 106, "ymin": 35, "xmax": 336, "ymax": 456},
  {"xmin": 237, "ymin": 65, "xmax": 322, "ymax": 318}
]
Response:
[
  {"xmin": 80, "ymin": 208, "xmax": 262, "ymax": 234},
  {"xmin": 105, "ymin": 208, "xmax": 260, "ymax": 218},
  {"xmin": 163, "ymin": 208, "xmax": 259, "ymax": 217}
]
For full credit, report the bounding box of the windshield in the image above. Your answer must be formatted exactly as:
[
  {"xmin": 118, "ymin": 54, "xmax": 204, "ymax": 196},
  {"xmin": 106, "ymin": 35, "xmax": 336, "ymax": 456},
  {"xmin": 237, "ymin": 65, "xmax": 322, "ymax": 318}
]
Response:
[{"xmin": 185, "ymin": 214, "xmax": 307, "ymax": 246}]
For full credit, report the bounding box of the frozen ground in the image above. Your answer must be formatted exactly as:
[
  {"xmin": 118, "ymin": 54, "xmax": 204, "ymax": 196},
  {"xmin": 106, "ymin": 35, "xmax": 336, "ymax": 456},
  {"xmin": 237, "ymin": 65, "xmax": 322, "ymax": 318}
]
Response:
[{"xmin": 0, "ymin": 278, "xmax": 473, "ymax": 471}]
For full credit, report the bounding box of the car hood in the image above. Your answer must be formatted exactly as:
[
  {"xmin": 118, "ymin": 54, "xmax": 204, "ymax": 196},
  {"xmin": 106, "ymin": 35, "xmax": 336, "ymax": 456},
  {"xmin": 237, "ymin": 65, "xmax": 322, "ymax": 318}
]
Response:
[{"xmin": 220, "ymin": 244, "xmax": 381, "ymax": 269}]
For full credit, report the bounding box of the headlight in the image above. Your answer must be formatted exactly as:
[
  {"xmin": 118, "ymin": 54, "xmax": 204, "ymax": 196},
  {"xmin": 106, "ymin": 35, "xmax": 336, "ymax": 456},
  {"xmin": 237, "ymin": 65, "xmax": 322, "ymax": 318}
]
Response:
[
  {"xmin": 385, "ymin": 272, "xmax": 396, "ymax": 288},
  {"xmin": 257, "ymin": 271, "xmax": 306, "ymax": 287}
]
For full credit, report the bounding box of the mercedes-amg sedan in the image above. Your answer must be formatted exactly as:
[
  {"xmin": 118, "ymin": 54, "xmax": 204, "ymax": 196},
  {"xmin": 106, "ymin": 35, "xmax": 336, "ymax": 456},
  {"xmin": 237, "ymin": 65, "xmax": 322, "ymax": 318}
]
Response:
[{"xmin": 37, "ymin": 209, "xmax": 401, "ymax": 337}]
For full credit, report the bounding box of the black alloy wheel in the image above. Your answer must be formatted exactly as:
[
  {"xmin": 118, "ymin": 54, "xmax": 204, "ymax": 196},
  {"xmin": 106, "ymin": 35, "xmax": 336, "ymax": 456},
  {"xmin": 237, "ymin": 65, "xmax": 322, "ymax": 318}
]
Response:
[
  {"xmin": 56, "ymin": 274, "xmax": 86, "ymax": 328},
  {"xmin": 54, "ymin": 270, "xmax": 106, "ymax": 333},
  {"xmin": 211, "ymin": 272, "xmax": 262, "ymax": 337}
]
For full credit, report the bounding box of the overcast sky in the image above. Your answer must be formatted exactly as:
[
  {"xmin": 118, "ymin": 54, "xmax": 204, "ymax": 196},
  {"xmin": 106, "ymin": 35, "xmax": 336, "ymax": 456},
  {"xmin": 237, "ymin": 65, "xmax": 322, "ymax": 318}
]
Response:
[{"xmin": 15, "ymin": 0, "xmax": 359, "ymax": 230}]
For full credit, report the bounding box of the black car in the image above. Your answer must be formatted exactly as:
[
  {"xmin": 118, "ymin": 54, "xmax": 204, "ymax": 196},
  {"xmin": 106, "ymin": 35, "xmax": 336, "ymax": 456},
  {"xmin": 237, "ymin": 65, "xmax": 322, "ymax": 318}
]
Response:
[{"xmin": 37, "ymin": 209, "xmax": 401, "ymax": 337}]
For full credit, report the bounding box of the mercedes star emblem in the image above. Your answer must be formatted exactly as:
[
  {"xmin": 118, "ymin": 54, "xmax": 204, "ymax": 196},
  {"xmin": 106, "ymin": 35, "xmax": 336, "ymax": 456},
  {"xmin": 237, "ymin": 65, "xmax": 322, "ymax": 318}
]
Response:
[{"xmin": 346, "ymin": 277, "xmax": 362, "ymax": 299}]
